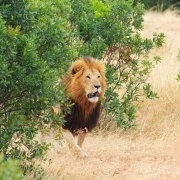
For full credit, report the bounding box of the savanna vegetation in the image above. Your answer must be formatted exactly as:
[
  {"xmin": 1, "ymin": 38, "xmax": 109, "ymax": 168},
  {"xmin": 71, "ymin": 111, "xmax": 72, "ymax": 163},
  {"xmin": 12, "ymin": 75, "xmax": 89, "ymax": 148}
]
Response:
[
  {"xmin": 134, "ymin": 0, "xmax": 180, "ymax": 11},
  {"xmin": 0, "ymin": 0, "xmax": 179, "ymax": 179}
]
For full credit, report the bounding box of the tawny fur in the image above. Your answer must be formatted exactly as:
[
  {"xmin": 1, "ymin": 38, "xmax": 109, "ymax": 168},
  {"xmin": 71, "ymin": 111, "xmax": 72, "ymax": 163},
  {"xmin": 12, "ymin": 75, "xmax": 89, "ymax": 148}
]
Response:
[
  {"xmin": 61, "ymin": 57, "xmax": 107, "ymax": 157},
  {"xmin": 62, "ymin": 57, "xmax": 106, "ymax": 117}
]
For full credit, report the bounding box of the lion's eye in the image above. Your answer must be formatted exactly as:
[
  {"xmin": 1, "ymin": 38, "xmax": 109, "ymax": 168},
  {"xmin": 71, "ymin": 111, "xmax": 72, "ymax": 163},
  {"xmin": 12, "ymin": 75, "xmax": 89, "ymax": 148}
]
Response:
[
  {"xmin": 98, "ymin": 76, "xmax": 100, "ymax": 78},
  {"xmin": 86, "ymin": 75, "xmax": 91, "ymax": 79}
]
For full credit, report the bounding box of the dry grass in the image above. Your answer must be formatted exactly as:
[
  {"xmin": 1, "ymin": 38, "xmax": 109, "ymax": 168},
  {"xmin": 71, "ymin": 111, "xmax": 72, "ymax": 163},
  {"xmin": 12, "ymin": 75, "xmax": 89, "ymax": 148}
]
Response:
[{"xmin": 31, "ymin": 11, "xmax": 180, "ymax": 180}]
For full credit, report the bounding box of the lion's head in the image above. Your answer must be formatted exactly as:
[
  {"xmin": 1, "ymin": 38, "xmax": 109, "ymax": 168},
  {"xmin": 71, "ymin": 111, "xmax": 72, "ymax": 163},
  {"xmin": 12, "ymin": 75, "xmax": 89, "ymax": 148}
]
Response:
[{"xmin": 63, "ymin": 57, "xmax": 107, "ymax": 105}]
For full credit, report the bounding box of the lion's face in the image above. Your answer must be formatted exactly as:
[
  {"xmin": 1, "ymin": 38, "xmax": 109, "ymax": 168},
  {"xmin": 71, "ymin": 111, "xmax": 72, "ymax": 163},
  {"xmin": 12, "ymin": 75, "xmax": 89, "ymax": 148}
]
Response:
[{"xmin": 80, "ymin": 68, "xmax": 102, "ymax": 103}]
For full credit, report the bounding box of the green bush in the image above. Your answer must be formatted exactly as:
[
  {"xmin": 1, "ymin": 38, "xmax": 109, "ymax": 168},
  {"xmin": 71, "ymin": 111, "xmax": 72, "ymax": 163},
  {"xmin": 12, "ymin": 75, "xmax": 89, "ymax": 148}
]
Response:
[
  {"xmin": 0, "ymin": 154, "xmax": 22, "ymax": 180},
  {"xmin": 68, "ymin": 0, "xmax": 164, "ymax": 129},
  {"xmin": 0, "ymin": 0, "xmax": 77, "ymax": 177},
  {"xmin": 134, "ymin": 0, "xmax": 180, "ymax": 11}
]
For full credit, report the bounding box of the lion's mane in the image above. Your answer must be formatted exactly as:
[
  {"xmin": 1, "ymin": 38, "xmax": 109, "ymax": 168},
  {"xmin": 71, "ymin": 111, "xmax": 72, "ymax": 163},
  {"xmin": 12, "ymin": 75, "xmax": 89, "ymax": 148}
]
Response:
[{"xmin": 62, "ymin": 57, "xmax": 107, "ymax": 134}]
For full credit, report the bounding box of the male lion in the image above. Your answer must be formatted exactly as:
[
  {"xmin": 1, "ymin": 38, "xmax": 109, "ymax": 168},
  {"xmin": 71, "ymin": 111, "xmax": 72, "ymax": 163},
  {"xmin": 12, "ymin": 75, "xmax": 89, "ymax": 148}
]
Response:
[{"xmin": 61, "ymin": 56, "xmax": 107, "ymax": 157}]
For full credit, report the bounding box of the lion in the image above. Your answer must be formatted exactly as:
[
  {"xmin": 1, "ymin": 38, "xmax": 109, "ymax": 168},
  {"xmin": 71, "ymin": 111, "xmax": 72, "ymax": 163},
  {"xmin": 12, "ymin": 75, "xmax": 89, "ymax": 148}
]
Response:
[{"xmin": 61, "ymin": 56, "xmax": 107, "ymax": 157}]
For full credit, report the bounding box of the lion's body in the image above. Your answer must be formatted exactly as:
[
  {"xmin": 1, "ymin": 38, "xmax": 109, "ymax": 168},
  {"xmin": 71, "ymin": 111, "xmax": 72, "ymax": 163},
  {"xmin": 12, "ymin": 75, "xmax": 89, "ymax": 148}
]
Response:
[
  {"xmin": 63, "ymin": 100, "xmax": 101, "ymax": 134},
  {"xmin": 61, "ymin": 57, "xmax": 107, "ymax": 156}
]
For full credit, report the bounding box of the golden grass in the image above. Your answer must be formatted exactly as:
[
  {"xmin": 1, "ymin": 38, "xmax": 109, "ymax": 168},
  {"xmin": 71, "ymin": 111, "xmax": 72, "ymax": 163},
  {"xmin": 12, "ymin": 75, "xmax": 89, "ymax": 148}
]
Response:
[{"xmin": 29, "ymin": 11, "xmax": 180, "ymax": 180}]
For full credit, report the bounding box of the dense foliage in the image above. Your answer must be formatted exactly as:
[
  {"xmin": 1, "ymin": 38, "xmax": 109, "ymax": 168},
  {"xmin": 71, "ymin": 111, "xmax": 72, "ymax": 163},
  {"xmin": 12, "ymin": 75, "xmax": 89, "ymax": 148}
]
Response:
[
  {"xmin": 0, "ymin": 154, "xmax": 22, "ymax": 180},
  {"xmin": 0, "ymin": 0, "xmax": 76, "ymax": 177},
  {"xmin": 68, "ymin": 0, "xmax": 164, "ymax": 128},
  {"xmin": 0, "ymin": 0, "xmax": 164, "ymax": 178},
  {"xmin": 134, "ymin": 0, "xmax": 180, "ymax": 11}
]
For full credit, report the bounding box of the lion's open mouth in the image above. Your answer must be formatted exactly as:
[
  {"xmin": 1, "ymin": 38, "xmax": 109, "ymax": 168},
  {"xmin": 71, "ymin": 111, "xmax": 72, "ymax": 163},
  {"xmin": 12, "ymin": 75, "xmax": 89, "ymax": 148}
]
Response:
[{"xmin": 87, "ymin": 91, "xmax": 100, "ymax": 99}]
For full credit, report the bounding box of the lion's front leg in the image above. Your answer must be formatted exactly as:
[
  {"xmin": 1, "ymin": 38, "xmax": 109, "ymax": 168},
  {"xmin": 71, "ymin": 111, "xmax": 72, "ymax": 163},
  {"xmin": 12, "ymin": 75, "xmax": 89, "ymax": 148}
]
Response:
[
  {"xmin": 61, "ymin": 130, "xmax": 87, "ymax": 157},
  {"xmin": 74, "ymin": 128, "xmax": 88, "ymax": 148},
  {"xmin": 75, "ymin": 133, "xmax": 86, "ymax": 148},
  {"xmin": 73, "ymin": 134, "xmax": 87, "ymax": 157}
]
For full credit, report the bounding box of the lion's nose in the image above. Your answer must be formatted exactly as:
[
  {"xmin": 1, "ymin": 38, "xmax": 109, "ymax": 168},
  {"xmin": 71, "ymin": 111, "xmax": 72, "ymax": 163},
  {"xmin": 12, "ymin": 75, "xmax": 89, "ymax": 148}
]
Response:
[{"xmin": 94, "ymin": 85, "xmax": 101, "ymax": 89}]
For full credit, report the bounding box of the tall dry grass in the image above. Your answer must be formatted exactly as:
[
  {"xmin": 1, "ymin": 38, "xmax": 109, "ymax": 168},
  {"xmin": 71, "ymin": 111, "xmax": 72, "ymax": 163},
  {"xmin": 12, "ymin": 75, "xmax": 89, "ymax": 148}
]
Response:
[
  {"xmin": 137, "ymin": 11, "xmax": 180, "ymax": 136},
  {"xmin": 27, "ymin": 11, "xmax": 180, "ymax": 180}
]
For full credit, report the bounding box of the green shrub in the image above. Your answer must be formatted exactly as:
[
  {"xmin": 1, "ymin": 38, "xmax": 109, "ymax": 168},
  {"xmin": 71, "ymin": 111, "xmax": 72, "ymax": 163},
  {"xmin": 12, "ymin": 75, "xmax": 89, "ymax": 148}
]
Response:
[
  {"xmin": 0, "ymin": 0, "xmax": 77, "ymax": 177},
  {"xmin": 68, "ymin": 0, "xmax": 164, "ymax": 129},
  {"xmin": 134, "ymin": 0, "xmax": 180, "ymax": 11},
  {"xmin": 0, "ymin": 154, "xmax": 22, "ymax": 180}
]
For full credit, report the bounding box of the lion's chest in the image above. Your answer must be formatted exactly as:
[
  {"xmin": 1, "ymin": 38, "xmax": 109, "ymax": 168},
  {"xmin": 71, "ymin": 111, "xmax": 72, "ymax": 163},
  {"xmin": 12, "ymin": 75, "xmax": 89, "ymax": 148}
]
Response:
[{"xmin": 62, "ymin": 101, "xmax": 101, "ymax": 134}]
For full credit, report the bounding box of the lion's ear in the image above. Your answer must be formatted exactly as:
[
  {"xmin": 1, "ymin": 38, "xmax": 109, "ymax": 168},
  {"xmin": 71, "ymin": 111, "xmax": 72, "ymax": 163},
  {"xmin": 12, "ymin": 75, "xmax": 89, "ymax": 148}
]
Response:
[{"xmin": 71, "ymin": 65, "xmax": 83, "ymax": 75}]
